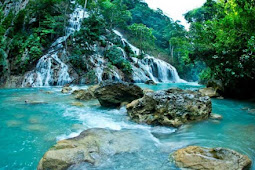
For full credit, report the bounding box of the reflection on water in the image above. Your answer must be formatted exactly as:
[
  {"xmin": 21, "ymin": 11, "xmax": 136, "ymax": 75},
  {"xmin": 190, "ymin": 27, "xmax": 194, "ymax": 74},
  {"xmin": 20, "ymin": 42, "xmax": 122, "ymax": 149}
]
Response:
[{"xmin": 0, "ymin": 83, "xmax": 254, "ymax": 169}]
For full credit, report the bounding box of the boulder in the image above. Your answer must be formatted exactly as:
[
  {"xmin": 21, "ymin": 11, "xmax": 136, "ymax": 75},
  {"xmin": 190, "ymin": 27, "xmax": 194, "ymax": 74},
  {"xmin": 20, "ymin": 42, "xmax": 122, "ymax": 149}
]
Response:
[
  {"xmin": 172, "ymin": 146, "xmax": 252, "ymax": 170},
  {"xmin": 145, "ymin": 80, "xmax": 157, "ymax": 85},
  {"xmin": 94, "ymin": 81, "xmax": 144, "ymax": 107},
  {"xmin": 199, "ymin": 87, "xmax": 220, "ymax": 98},
  {"xmin": 61, "ymin": 87, "xmax": 72, "ymax": 93},
  {"xmin": 72, "ymin": 85, "xmax": 99, "ymax": 101},
  {"xmin": 38, "ymin": 128, "xmax": 143, "ymax": 170},
  {"xmin": 126, "ymin": 88, "xmax": 211, "ymax": 127}
]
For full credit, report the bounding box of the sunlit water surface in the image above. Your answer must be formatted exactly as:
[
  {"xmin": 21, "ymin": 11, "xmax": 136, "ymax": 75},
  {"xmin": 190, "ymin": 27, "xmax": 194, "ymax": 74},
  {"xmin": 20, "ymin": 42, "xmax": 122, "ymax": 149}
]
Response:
[{"xmin": 0, "ymin": 83, "xmax": 255, "ymax": 169}]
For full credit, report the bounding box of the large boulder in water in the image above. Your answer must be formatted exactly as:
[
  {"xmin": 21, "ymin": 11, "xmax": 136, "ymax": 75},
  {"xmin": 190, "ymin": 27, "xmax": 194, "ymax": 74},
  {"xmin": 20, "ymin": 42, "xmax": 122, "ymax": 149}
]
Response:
[
  {"xmin": 72, "ymin": 85, "xmax": 99, "ymax": 101},
  {"xmin": 38, "ymin": 128, "xmax": 144, "ymax": 170},
  {"xmin": 172, "ymin": 146, "xmax": 252, "ymax": 170},
  {"xmin": 94, "ymin": 81, "xmax": 144, "ymax": 107},
  {"xmin": 126, "ymin": 88, "xmax": 211, "ymax": 127}
]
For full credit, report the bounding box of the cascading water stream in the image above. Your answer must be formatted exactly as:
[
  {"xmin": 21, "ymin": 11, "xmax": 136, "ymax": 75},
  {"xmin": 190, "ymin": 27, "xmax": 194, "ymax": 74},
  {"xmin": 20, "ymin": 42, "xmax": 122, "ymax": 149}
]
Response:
[
  {"xmin": 22, "ymin": 4, "xmax": 87, "ymax": 87},
  {"xmin": 112, "ymin": 29, "xmax": 186, "ymax": 83}
]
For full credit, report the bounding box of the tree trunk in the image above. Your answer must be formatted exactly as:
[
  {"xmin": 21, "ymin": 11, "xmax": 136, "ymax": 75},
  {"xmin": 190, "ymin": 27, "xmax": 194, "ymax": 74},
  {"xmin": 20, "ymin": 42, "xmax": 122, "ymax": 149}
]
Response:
[
  {"xmin": 83, "ymin": 0, "xmax": 88, "ymax": 18},
  {"xmin": 64, "ymin": 2, "xmax": 70, "ymax": 50},
  {"xmin": 171, "ymin": 46, "xmax": 174, "ymax": 62}
]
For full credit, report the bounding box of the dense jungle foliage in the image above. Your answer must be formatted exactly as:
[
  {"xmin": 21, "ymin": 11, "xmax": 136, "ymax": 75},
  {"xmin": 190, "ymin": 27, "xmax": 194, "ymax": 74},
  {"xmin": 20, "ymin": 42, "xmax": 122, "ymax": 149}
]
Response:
[
  {"xmin": 1, "ymin": 0, "xmax": 255, "ymax": 98},
  {"xmin": 185, "ymin": 0, "xmax": 255, "ymax": 97},
  {"xmin": 0, "ymin": 0, "xmax": 196, "ymax": 82}
]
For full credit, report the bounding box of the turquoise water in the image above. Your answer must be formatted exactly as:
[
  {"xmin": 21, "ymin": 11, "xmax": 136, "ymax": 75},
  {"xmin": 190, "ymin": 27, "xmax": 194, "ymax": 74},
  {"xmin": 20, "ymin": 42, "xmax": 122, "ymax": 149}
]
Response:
[{"xmin": 0, "ymin": 83, "xmax": 255, "ymax": 169}]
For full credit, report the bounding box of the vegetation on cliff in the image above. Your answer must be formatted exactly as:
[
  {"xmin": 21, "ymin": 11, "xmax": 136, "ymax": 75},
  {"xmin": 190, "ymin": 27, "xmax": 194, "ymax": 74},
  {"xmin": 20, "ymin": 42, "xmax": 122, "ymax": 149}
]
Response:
[
  {"xmin": 185, "ymin": 0, "xmax": 255, "ymax": 98},
  {"xmin": 0, "ymin": 0, "xmax": 195, "ymax": 84},
  {"xmin": 1, "ymin": 0, "xmax": 255, "ymax": 98}
]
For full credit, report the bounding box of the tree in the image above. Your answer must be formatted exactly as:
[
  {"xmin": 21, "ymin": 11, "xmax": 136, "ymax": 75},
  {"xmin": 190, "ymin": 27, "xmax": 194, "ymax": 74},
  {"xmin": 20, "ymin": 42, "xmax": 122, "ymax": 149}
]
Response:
[
  {"xmin": 98, "ymin": 0, "xmax": 131, "ymax": 29},
  {"xmin": 186, "ymin": 0, "xmax": 255, "ymax": 97},
  {"xmin": 128, "ymin": 23, "xmax": 155, "ymax": 55}
]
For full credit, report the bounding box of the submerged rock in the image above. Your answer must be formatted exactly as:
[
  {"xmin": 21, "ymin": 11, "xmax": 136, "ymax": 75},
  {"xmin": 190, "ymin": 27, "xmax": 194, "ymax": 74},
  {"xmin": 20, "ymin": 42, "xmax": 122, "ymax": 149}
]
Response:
[
  {"xmin": 126, "ymin": 88, "xmax": 211, "ymax": 127},
  {"xmin": 94, "ymin": 81, "xmax": 144, "ymax": 107},
  {"xmin": 23, "ymin": 124, "xmax": 48, "ymax": 132},
  {"xmin": 38, "ymin": 128, "xmax": 143, "ymax": 170},
  {"xmin": 6, "ymin": 120, "xmax": 23, "ymax": 127},
  {"xmin": 145, "ymin": 80, "xmax": 157, "ymax": 85},
  {"xmin": 210, "ymin": 113, "xmax": 223, "ymax": 120},
  {"xmin": 199, "ymin": 87, "xmax": 220, "ymax": 98},
  {"xmin": 172, "ymin": 146, "xmax": 252, "ymax": 170},
  {"xmin": 72, "ymin": 85, "xmax": 99, "ymax": 101},
  {"xmin": 28, "ymin": 117, "xmax": 40, "ymax": 124},
  {"xmin": 25, "ymin": 100, "xmax": 47, "ymax": 105},
  {"xmin": 71, "ymin": 102, "xmax": 84, "ymax": 107},
  {"xmin": 61, "ymin": 87, "xmax": 72, "ymax": 93},
  {"xmin": 44, "ymin": 91, "xmax": 53, "ymax": 94}
]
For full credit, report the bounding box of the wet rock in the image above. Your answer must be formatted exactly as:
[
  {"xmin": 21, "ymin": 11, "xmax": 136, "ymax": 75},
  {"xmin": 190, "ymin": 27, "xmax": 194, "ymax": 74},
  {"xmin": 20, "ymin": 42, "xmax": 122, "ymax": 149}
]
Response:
[
  {"xmin": 29, "ymin": 117, "xmax": 40, "ymax": 124},
  {"xmin": 23, "ymin": 124, "xmax": 47, "ymax": 132},
  {"xmin": 199, "ymin": 87, "xmax": 220, "ymax": 98},
  {"xmin": 210, "ymin": 113, "xmax": 223, "ymax": 120},
  {"xmin": 242, "ymin": 107, "xmax": 249, "ymax": 111},
  {"xmin": 25, "ymin": 100, "xmax": 47, "ymax": 105},
  {"xmin": 172, "ymin": 146, "xmax": 252, "ymax": 170},
  {"xmin": 248, "ymin": 109, "xmax": 255, "ymax": 114},
  {"xmin": 145, "ymin": 80, "xmax": 157, "ymax": 85},
  {"xmin": 73, "ymin": 85, "xmax": 99, "ymax": 101},
  {"xmin": 126, "ymin": 88, "xmax": 211, "ymax": 127},
  {"xmin": 143, "ymin": 88, "xmax": 154, "ymax": 94},
  {"xmin": 4, "ymin": 75, "xmax": 24, "ymax": 88},
  {"xmin": 38, "ymin": 128, "xmax": 143, "ymax": 170},
  {"xmin": 206, "ymin": 79, "xmax": 224, "ymax": 94},
  {"xmin": 6, "ymin": 120, "xmax": 23, "ymax": 127},
  {"xmin": 44, "ymin": 91, "xmax": 53, "ymax": 94},
  {"xmin": 61, "ymin": 87, "xmax": 72, "ymax": 93},
  {"xmin": 71, "ymin": 102, "xmax": 84, "ymax": 107},
  {"xmin": 94, "ymin": 81, "xmax": 144, "ymax": 107}
]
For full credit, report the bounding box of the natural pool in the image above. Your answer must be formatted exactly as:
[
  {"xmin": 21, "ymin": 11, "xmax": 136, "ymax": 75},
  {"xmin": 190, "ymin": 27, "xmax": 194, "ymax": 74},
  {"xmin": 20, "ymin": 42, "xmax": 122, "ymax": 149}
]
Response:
[{"xmin": 0, "ymin": 83, "xmax": 255, "ymax": 169}]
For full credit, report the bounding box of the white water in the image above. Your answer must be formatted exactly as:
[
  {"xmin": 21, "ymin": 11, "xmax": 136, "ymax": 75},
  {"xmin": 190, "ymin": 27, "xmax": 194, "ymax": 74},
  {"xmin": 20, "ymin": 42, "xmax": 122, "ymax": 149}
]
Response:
[
  {"xmin": 22, "ymin": 5, "xmax": 87, "ymax": 87},
  {"xmin": 113, "ymin": 29, "xmax": 186, "ymax": 83},
  {"xmin": 90, "ymin": 55, "xmax": 122, "ymax": 82},
  {"xmin": 113, "ymin": 29, "xmax": 140, "ymax": 55},
  {"xmin": 23, "ymin": 10, "xmax": 185, "ymax": 87}
]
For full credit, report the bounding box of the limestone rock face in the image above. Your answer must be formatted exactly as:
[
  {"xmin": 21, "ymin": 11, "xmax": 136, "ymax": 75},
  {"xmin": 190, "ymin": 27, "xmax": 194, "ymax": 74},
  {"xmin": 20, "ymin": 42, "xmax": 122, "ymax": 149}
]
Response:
[
  {"xmin": 172, "ymin": 146, "xmax": 252, "ymax": 170},
  {"xmin": 72, "ymin": 85, "xmax": 99, "ymax": 101},
  {"xmin": 94, "ymin": 81, "xmax": 144, "ymax": 107},
  {"xmin": 38, "ymin": 128, "xmax": 143, "ymax": 170},
  {"xmin": 126, "ymin": 88, "xmax": 212, "ymax": 127}
]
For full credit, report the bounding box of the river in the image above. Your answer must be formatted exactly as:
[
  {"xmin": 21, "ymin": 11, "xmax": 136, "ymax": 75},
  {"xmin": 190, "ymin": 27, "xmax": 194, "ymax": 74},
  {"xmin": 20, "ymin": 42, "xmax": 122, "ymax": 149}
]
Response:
[{"xmin": 0, "ymin": 83, "xmax": 254, "ymax": 169}]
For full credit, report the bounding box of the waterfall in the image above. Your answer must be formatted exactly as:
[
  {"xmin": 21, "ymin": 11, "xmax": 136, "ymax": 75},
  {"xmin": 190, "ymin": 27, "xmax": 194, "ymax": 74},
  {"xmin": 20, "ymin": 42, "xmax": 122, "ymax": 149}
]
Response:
[
  {"xmin": 90, "ymin": 55, "xmax": 122, "ymax": 83},
  {"xmin": 113, "ymin": 30, "xmax": 140, "ymax": 55},
  {"xmin": 22, "ymin": 4, "xmax": 87, "ymax": 87},
  {"xmin": 113, "ymin": 30, "xmax": 186, "ymax": 83}
]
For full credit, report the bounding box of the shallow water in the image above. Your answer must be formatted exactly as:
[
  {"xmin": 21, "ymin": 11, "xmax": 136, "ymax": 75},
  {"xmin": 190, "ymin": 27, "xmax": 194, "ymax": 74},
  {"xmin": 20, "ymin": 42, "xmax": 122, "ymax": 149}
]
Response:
[{"xmin": 0, "ymin": 83, "xmax": 255, "ymax": 169}]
